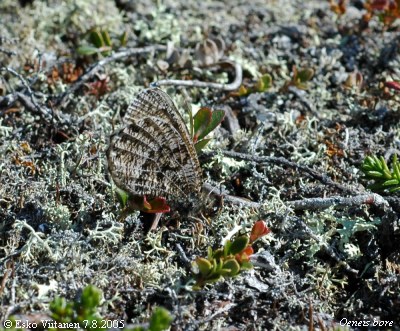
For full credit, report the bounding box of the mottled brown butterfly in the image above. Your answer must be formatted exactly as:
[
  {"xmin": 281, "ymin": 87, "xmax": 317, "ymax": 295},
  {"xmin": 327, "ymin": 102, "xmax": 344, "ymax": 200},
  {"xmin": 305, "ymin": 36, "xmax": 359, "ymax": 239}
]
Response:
[{"xmin": 107, "ymin": 88, "xmax": 202, "ymax": 206}]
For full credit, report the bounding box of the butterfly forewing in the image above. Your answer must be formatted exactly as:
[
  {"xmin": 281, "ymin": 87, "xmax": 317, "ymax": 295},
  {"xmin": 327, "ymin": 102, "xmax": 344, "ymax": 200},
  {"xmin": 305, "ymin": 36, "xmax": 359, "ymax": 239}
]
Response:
[{"xmin": 107, "ymin": 88, "xmax": 202, "ymax": 202}]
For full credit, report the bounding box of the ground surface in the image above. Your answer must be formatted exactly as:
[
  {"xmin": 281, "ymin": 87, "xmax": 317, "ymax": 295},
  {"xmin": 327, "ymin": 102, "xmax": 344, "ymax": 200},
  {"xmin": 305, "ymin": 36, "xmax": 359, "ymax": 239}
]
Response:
[{"xmin": 1, "ymin": 0, "xmax": 400, "ymax": 330}]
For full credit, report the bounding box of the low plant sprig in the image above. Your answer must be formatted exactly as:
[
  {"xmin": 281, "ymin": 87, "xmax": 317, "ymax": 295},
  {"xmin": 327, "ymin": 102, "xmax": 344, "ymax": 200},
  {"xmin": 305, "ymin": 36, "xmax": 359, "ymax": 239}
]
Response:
[
  {"xmin": 236, "ymin": 73, "xmax": 272, "ymax": 97},
  {"xmin": 77, "ymin": 28, "xmax": 128, "ymax": 56},
  {"xmin": 361, "ymin": 154, "xmax": 400, "ymax": 192},
  {"xmin": 192, "ymin": 220, "xmax": 271, "ymax": 289},
  {"xmin": 0, "ymin": 286, "xmax": 172, "ymax": 331},
  {"xmin": 282, "ymin": 65, "xmax": 314, "ymax": 91}
]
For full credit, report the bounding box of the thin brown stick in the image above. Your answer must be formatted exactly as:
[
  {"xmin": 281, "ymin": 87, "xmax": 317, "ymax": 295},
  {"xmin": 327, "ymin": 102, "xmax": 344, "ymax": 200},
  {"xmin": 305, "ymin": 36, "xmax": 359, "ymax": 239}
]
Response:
[
  {"xmin": 153, "ymin": 60, "xmax": 243, "ymax": 91},
  {"xmin": 202, "ymin": 182, "xmax": 261, "ymax": 208}
]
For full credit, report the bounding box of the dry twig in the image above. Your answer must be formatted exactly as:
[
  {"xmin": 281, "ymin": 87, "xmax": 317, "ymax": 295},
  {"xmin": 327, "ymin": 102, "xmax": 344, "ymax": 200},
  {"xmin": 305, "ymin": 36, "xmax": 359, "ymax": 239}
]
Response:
[
  {"xmin": 1, "ymin": 67, "xmax": 53, "ymax": 121},
  {"xmin": 288, "ymin": 194, "xmax": 388, "ymax": 210},
  {"xmin": 153, "ymin": 60, "xmax": 242, "ymax": 91}
]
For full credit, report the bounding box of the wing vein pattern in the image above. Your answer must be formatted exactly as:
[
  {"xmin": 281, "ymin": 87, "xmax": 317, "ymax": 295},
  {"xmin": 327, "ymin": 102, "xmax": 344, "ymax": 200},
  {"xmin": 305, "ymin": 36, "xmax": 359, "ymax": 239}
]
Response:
[{"xmin": 107, "ymin": 88, "xmax": 202, "ymax": 201}]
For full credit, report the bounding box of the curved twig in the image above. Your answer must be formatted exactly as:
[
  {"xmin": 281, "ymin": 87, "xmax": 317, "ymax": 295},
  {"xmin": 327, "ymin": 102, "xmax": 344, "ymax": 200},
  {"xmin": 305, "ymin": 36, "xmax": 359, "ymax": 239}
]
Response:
[{"xmin": 153, "ymin": 60, "xmax": 242, "ymax": 91}]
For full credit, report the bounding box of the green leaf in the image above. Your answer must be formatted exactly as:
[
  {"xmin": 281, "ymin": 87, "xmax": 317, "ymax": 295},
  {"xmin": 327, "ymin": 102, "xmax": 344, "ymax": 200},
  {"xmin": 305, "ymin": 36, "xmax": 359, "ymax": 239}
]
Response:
[
  {"xmin": 238, "ymin": 85, "xmax": 249, "ymax": 96},
  {"xmin": 383, "ymin": 179, "xmax": 399, "ymax": 186},
  {"xmin": 195, "ymin": 257, "xmax": 213, "ymax": 276},
  {"xmin": 375, "ymin": 155, "xmax": 384, "ymax": 171},
  {"xmin": 223, "ymin": 240, "xmax": 232, "ymax": 258},
  {"xmin": 222, "ymin": 258, "xmax": 241, "ymax": 276},
  {"xmin": 148, "ymin": 307, "xmax": 173, "ymax": 331},
  {"xmin": 101, "ymin": 30, "xmax": 112, "ymax": 47},
  {"xmin": 89, "ymin": 29, "xmax": 105, "ymax": 48},
  {"xmin": 214, "ymin": 258, "xmax": 224, "ymax": 273},
  {"xmin": 256, "ymin": 73, "xmax": 272, "ymax": 92},
  {"xmin": 394, "ymin": 158, "xmax": 400, "ymax": 179},
  {"xmin": 120, "ymin": 30, "xmax": 129, "ymax": 46},
  {"xmin": 240, "ymin": 261, "xmax": 253, "ymax": 270},
  {"xmin": 297, "ymin": 68, "xmax": 314, "ymax": 82},
  {"xmin": 115, "ymin": 187, "xmax": 129, "ymax": 207},
  {"xmin": 366, "ymin": 171, "xmax": 384, "ymax": 178},
  {"xmin": 198, "ymin": 109, "xmax": 225, "ymax": 141},
  {"xmin": 207, "ymin": 246, "xmax": 213, "ymax": 260},
  {"xmin": 213, "ymin": 248, "xmax": 224, "ymax": 260},
  {"xmin": 80, "ymin": 285, "xmax": 101, "ymax": 310},
  {"xmin": 194, "ymin": 138, "xmax": 211, "ymax": 153},
  {"xmin": 229, "ymin": 236, "xmax": 249, "ymax": 255},
  {"xmin": 193, "ymin": 107, "xmax": 212, "ymax": 142},
  {"xmin": 381, "ymin": 156, "xmax": 392, "ymax": 178},
  {"xmin": 77, "ymin": 45, "xmax": 101, "ymax": 55},
  {"xmin": 389, "ymin": 186, "xmax": 400, "ymax": 193},
  {"xmin": 204, "ymin": 273, "xmax": 223, "ymax": 284}
]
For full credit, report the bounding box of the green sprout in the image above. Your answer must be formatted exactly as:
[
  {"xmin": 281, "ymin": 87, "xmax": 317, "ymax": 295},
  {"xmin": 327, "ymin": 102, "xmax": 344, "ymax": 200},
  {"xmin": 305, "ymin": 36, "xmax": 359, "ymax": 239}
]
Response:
[
  {"xmin": 77, "ymin": 28, "xmax": 128, "ymax": 56},
  {"xmin": 191, "ymin": 106, "xmax": 225, "ymax": 152},
  {"xmin": 192, "ymin": 220, "xmax": 271, "ymax": 289},
  {"xmin": 1, "ymin": 286, "xmax": 172, "ymax": 331},
  {"xmin": 361, "ymin": 154, "xmax": 400, "ymax": 192},
  {"xmin": 237, "ymin": 73, "xmax": 273, "ymax": 97}
]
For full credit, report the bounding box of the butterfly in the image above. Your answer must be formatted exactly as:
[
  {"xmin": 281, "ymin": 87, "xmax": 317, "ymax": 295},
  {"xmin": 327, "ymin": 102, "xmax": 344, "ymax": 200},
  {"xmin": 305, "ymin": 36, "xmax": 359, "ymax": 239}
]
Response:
[{"xmin": 107, "ymin": 88, "xmax": 202, "ymax": 206}]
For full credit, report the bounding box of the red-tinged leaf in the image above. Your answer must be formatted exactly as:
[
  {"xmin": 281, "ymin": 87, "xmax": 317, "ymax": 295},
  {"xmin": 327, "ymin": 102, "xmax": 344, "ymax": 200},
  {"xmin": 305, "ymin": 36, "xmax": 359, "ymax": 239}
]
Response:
[
  {"xmin": 200, "ymin": 109, "xmax": 225, "ymax": 139},
  {"xmin": 193, "ymin": 107, "xmax": 212, "ymax": 142},
  {"xmin": 126, "ymin": 195, "xmax": 170, "ymax": 213},
  {"xmin": 250, "ymin": 220, "xmax": 271, "ymax": 243},
  {"xmin": 243, "ymin": 245, "xmax": 254, "ymax": 256},
  {"xmin": 369, "ymin": 0, "xmax": 389, "ymax": 10},
  {"xmin": 142, "ymin": 195, "xmax": 153, "ymax": 210},
  {"xmin": 385, "ymin": 81, "xmax": 400, "ymax": 91},
  {"xmin": 235, "ymin": 246, "xmax": 253, "ymax": 263},
  {"xmin": 143, "ymin": 196, "xmax": 171, "ymax": 213}
]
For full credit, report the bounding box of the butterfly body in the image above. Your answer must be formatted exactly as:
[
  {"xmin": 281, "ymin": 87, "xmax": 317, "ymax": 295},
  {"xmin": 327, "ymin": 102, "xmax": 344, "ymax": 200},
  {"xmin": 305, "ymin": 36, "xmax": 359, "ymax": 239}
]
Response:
[{"xmin": 107, "ymin": 88, "xmax": 202, "ymax": 205}]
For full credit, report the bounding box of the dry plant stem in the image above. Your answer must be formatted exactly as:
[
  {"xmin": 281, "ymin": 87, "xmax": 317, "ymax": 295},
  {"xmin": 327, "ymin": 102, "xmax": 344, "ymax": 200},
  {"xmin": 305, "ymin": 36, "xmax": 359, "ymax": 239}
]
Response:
[
  {"xmin": 1, "ymin": 67, "xmax": 53, "ymax": 121},
  {"xmin": 202, "ymin": 182, "xmax": 261, "ymax": 208},
  {"xmin": 203, "ymin": 184, "xmax": 388, "ymax": 210},
  {"xmin": 0, "ymin": 47, "xmax": 16, "ymax": 56},
  {"xmin": 15, "ymin": 92, "xmax": 53, "ymax": 122},
  {"xmin": 288, "ymin": 193, "xmax": 388, "ymax": 210},
  {"xmin": 153, "ymin": 61, "xmax": 243, "ymax": 91},
  {"xmin": 56, "ymin": 45, "xmax": 167, "ymax": 106},
  {"xmin": 216, "ymin": 150, "xmax": 356, "ymax": 194},
  {"xmin": 291, "ymin": 216, "xmax": 359, "ymax": 275}
]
